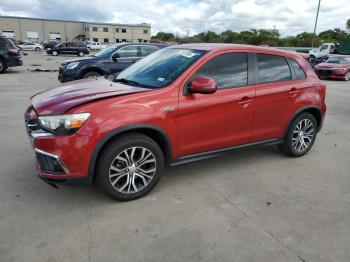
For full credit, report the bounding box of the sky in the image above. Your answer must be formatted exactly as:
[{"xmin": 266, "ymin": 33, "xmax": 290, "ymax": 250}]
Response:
[{"xmin": 0, "ymin": 0, "xmax": 349, "ymax": 36}]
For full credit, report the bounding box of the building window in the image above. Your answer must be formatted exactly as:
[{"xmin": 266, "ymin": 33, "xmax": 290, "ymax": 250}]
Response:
[
  {"xmin": 122, "ymin": 39, "xmax": 126, "ymax": 42},
  {"xmin": 121, "ymin": 29, "xmax": 126, "ymax": 33},
  {"xmin": 103, "ymin": 27, "xmax": 108, "ymax": 32},
  {"xmin": 116, "ymin": 39, "xmax": 120, "ymax": 43},
  {"xmin": 115, "ymin": 28, "xmax": 120, "ymax": 33},
  {"xmin": 2, "ymin": 30, "xmax": 15, "ymax": 38},
  {"xmin": 92, "ymin": 27, "xmax": 98, "ymax": 32},
  {"xmin": 143, "ymin": 30, "xmax": 148, "ymax": 34},
  {"xmin": 104, "ymin": 38, "xmax": 109, "ymax": 43},
  {"xmin": 93, "ymin": 38, "xmax": 98, "ymax": 42}
]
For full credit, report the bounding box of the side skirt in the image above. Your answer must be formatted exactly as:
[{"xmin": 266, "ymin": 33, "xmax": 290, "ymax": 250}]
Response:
[{"xmin": 170, "ymin": 139, "xmax": 282, "ymax": 166}]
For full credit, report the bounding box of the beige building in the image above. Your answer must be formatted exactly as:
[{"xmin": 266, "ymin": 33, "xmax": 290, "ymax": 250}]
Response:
[{"xmin": 0, "ymin": 16, "xmax": 151, "ymax": 43}]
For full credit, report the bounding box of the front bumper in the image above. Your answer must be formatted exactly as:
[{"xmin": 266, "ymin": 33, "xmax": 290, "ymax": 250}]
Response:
[
  {"xmin": 58, "ymin": 67, "xmax": 80, "ymax": 83},
  {"xmin": 315, "ymin": 69, "xmax": 347, "ymax": 79}
]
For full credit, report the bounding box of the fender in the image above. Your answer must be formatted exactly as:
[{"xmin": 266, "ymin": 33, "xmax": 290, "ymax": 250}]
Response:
[
  {"xmin": 87, "ymin": 124, "xmax": 173, "ymax": 181},
  {"xmin": 283, "ymin": 105, "xmax": 322, "ymax": 139}
]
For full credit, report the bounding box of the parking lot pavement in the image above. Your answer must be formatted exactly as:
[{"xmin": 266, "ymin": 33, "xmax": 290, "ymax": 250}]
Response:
[{"xmin": 0, "ymin": 52, "xmax": 350, "ymax": 262}]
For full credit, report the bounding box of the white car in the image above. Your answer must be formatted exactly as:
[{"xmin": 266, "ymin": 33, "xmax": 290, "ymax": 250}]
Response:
[
  {"xmin": 309, "ymin": 43, "xmax": 335, "ymax": 59},
  {"xmin": 87, "ymin": 42, "xmax": 108, "ymax": 51},
  {"xmin": 18, "ymin": 42, "xmax": 44, "ymax": 52}
]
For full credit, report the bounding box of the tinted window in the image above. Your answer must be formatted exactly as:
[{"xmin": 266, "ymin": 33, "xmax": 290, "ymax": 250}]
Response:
[
  {"xmin": 288, "ymin": 59, "xmax": 306, "ymax": 80},
  {"xmin": 117, "ymin": 46, "xmax": 138, "ymax": 58},
  {"xmin": 141, "ymin": 45, "xmax": 158, "ymax": 56},
  {"xmin": 194, "ymin": 53, "xmax": 248, "ymax": 88},
  {"xmin": 257, "ymin": 54, "xmax": 292, "ymax": 83}
]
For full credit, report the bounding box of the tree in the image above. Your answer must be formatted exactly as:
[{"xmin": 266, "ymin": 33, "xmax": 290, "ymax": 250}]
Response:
[
  {"xmin": 151, "ymin": 32, "xmax": 175, "ymax": 42},
  {"xmin": 347, "ymin": 19, "xmax": 350, "ymax": 30}
]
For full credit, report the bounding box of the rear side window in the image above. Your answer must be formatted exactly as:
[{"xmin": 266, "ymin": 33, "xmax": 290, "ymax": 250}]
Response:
[
  {"xmin": 194, "ymin": 53, "xmax": 248, "ymax": 88},
  {"xmin": 257, "ymin": 54, "xmax": 292, "ymax": 83},
  {"xmin": 288, "ymin": 59, "xmax": 306, "ymax": 80},
  {"xmin": 141, "ymin": 45, "xmax": 159, "ymax": 56}
]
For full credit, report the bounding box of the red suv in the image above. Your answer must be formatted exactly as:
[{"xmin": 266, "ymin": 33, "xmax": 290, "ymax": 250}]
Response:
[{"xmin": 25, "ymin": 44, "xmax": 326, "ymax": 201}]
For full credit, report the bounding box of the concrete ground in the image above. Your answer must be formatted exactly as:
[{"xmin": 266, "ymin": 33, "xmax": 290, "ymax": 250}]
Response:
[{"xmin": 0, "ymin": 52, "xmax": 349, "ymax": 262}]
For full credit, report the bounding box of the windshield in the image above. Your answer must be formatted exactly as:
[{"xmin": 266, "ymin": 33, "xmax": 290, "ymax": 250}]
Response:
[
  {"xmin": 113, "ymin": 48, "xmax": 206, "ymax": 88},
  {"xmin": 326, "ymin": 57, "xmax": 350, "ymax": 64},
  {"xmin": 94, "ymin": 45, "xmax": 118, "ymax": 58}
]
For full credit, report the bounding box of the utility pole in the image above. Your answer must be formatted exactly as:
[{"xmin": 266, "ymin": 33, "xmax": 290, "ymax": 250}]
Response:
[{"xmin": 311, "ymin": 0, "xmax": 321, "ymax": 48}]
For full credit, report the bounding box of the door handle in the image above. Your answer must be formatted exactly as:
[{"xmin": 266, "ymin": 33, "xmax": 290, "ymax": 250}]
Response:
[
  {"xmin": 289, "ymin": 87, "xmax": 299, "ymax": 97},
  {"xmin": 238, "ymin": 96, "xmax": 252, "ymax": 107}
]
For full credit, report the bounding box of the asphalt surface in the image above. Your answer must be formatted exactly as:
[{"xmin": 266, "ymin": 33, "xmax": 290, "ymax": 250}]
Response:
[{"xmin": 0, "ymin": 52, "xmax": 350, "ymax": 262}]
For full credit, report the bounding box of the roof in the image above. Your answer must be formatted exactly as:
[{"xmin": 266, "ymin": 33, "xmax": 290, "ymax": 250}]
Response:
[
  {"xmin": 0, "ymin": 15, "xmax": 150, "ymax": 28},
  {"xmin": 170, "ymin": 43, "xmax": 308, "ymax": 60}
]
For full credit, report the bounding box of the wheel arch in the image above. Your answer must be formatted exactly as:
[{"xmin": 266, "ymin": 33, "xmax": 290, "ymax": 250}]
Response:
[
  {"xmin": 88, "ymin": 124, "xmax": 173, "ymax": 181},
  {"xmin": 284, "ymin": 106, "xmax": 322, "ymax": 139},
  {"xmin": 80, "ymin": 67, "xmax": 105, "ymax": 78}
]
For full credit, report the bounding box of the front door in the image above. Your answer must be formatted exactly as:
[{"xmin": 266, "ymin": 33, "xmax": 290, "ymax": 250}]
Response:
[
  {"xmin": 178, "ymin": 52, "xmax": 255, "ymax": 156},
  {"xmin": 109, "ymin": 45, "xmax": 141, "ymax": 73}
]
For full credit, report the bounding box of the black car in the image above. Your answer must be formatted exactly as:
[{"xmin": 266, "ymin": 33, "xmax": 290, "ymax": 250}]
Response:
[
  {"xmin": 46, "ymin": 42, "xmax": 90, "ymax": 57},
  {"xmin": 58, "ymin": 43, "xmax": 167, "ymax": 83},
  {"xmin": 0, "ymin": 37, "xmax": 23, "ymax": 73}
]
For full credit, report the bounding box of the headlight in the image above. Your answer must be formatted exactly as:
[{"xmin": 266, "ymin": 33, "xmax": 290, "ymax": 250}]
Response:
[
  {"xmin": 66, "ymin": 62, "xmax": 80, "ymax": 70},
  {"xmin": 38, "ymin": 113, "xmax": 90, "ymax": 135}
]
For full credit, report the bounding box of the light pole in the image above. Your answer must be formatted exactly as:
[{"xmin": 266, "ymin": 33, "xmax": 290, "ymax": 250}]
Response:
[{"xmin": 311, "ymin": 0, "xmax": 321, "ymax": 48}]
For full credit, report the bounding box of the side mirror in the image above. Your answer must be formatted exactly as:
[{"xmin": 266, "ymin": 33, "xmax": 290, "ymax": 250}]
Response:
[
  {"xmin": 187, "ymin": 77, "xmax": 217, "ymax": 95},
  {"xmin": 112, "ymin": 53, "xmax": 120, "ymax": 61}
]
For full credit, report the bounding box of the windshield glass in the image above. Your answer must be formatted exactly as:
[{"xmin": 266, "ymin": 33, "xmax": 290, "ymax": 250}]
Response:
[
  {"xmin": 94, "ymin": 45, "xmax": 118, "ymax": 58},
  {"xmin": 113, "ymin": 48, "xmax": 206, "ymax": 88},
  {"xmin": 326, "ymin": 56, "xmax": 350, "ymax": 64}
]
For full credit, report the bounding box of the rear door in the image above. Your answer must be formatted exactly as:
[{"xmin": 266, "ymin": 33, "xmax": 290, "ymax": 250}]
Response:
[
  {"xmin": 178, "ymin": 52, "xmax": 255, "ymax": 156},
  {"xmin": 140, "ymin": 45, "xmax": 159, "ymax": 58},
  {"xmin": 252, "ymin": 53, "xmax": 296, "ymax": 141}
]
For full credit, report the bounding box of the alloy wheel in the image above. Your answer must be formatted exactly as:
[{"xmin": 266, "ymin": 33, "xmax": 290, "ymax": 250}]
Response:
[
  {"xmin": 345, "ymin": 71, "xmax": 350, "ymax": 81},
  {"xmin": 108, "ymin": 147, "xmax": 157, "ymax": 194},
  {"xmin": 292, "ymin": 119, "xmax": 315, "ymax": 152}
]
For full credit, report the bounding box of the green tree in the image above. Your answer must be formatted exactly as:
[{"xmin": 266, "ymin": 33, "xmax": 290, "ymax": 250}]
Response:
[
  {"xmin": 347, "ymin": 19, "xmax": 350, "ymax": 30},
  {"xmin": 151, "ymin": 32, "xmax": 175, "ymax": 42}
]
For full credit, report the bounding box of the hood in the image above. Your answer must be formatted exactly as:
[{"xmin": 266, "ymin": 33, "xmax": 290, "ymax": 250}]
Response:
[
  {"xmin": 31, "ymin": 77, "xmax": 151, "ymax": 115},
  {"xmin": 62, "ymin": 56, "xmax": 97, "ymax": 65},
  {"xmin": 316, "ymin": 63, "xmax": 350, "ymax": 69}
]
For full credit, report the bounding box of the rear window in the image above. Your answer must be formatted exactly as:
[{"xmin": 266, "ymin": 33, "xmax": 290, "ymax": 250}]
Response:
[
  {"xmin": 288, "ymin": 59, "xmax": 306, "ymax": 80},
  {"xmin": 257, "ymin": 54, "xmax": 292, "ymax": 83},
  {"xmin": 0, "ymin": 38, "xmax": 16, "ymax": 49}
]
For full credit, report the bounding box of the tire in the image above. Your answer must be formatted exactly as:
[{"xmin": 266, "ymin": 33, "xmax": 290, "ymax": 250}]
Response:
[
  {"xmin": 0, "ymin": 59, "xmax": 7, "ymax": 73},
  {"xmin": 96, "ymin": 133, "xmax": 164, "ymax": 201},
  {"xmin": 34, "ymin": 47, "xmax": 41, "ymax": 52},
  {"xmin": 344, "ymin": 71, "xmax": 350, "ymax": 81},
  {"xmin": 52, "ymin": 51, "xmax": 58, "ymax": 56},
  {"xmin": 279, "ymin": 112, "xmax": 318, "ymax": 157},
  {"xmin": 78, "ymin": 51, "xmax": 84, "ymax": 57},
  {"xmin": 82, "ymin": 71, "xmax": 101, "ymax": 79}
]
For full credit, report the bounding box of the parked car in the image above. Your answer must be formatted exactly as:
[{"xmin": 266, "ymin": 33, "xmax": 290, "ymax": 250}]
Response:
[
  {"xmin": 314, "ymin": 55, "xmax": 350, "ymax": 80},
  {"xmin": 46, "ymin": 42, "xmax": 89, "ymax": 57},
  {"xmin": 309, "ymin": 41, "xmax": 350, "ymax": 59},
  {"xmin": 18, "ymin": 42, "xmax": 44, "ymax": 51},
  {"xmin": 42, "ymin": 40, "xmax": 61, "ymax": 50},
  {"xmin": 25, "ymin": 44, "xmax": 326, "ymax": 201},
  {"xmin": 58, "ymin": 43, "xmax": 166, "ymax": 83},
  {"xmin": 0, "ymin": 37, "xmax": 23, "ymax": 73},
  {"xmin": 87, "ymin": 41, "xmax": 108, "ymax": 51}
]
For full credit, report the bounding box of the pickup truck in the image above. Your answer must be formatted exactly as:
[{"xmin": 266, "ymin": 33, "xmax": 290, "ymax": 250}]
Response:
[
  {"xmin": 87, "ymin": 42, "xmax": 108, "ymax": 51},
  {"xmin": 309, "ymin": 41, "xmax": 350, "ymax": 59}
]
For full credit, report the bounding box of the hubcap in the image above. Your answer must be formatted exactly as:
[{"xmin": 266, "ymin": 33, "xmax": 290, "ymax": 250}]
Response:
[
  {"xmin": 292, "ymin": 119, "xmax": 314, "ymax": 152},
  {"xmin": 108, "ymin": 147, "xmax": 156, "ymax": 194}
]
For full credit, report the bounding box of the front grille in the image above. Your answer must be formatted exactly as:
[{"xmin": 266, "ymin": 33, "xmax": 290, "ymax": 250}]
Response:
[
  {"xmin": 35, "ymin": 150, "xmax": 66, "ymax": 174},
  {"xmin": 316, "ymin": 69, "xmax": 332, "ymax": 76}
]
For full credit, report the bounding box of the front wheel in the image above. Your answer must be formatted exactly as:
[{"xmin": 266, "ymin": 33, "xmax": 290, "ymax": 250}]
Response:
[
  {"xmin": 96, "ymin": 133, "xmax": 164, "ymax": 201},
  {"xmin": 279, "ymin": 113, "xmax": 318, "ymax": 157},
  {"xmin": 52, "ymin": 51, "xmax": 58, "ymax": 56},
  {"xmin": 34, "ymin": 47, "xmax": 41, "ymax": 52},
  {"xmin": 78, "ymin": 51, "xmax": 84, "ymax": 57},
  {"xmin": 0, "ymin": 59, "xmax": 7, "ymax": 73}
]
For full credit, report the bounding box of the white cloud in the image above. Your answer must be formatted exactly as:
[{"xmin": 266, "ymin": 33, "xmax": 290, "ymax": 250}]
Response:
[{"xmin": 0, "ymin": 0, "xmax": 349, "ymax": 36}]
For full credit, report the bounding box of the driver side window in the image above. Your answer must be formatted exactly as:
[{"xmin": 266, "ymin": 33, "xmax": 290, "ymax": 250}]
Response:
[
  {"xmin": 190, "ymin": 53, "xmax": 248, "ymax": 89},
  {"xmin": 117, "ymin": 46, "xmax": 139, "ymax": 58}
]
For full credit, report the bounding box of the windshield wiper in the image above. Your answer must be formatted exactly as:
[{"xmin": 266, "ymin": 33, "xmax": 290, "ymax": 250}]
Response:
[{"xmin": 113, "ymin": 78, "xmax": 140, "ymax": 87}]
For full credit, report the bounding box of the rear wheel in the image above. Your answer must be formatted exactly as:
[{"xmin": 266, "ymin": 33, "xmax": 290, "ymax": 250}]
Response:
[
  {"xmin": 78, "ymin": 51, "xmax": 84, "ymax": 57},
  {"xmin": 279, "ymin": 113, "xmax": 317, "ymax": 157},
  {"xmin": 34, "ymin": 47, "xmax": 41, "ymax": 52},
  {"xmin": 82, "ymin": 71, "xmax": 101, "ymax": 79},
  {"xmin": 0, "ymin": 59, "xmax": 7, "ymax": 73},
  {"xmin": 52, "ymin": 51, "xmax": 58, "ymax": 56},
  {"xmin": 96, "ymin": 133, "xmax": 164, "ymax": 201}
]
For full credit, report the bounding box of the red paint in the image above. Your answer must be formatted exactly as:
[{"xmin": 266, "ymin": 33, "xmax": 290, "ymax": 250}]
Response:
[
  {"xmin": 25, "ymin": 44, "xmax": 326, "ymax": 180},
  {"xmin": 315, "ymin": 62, "xmax": 350, "ymax": 80}
]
